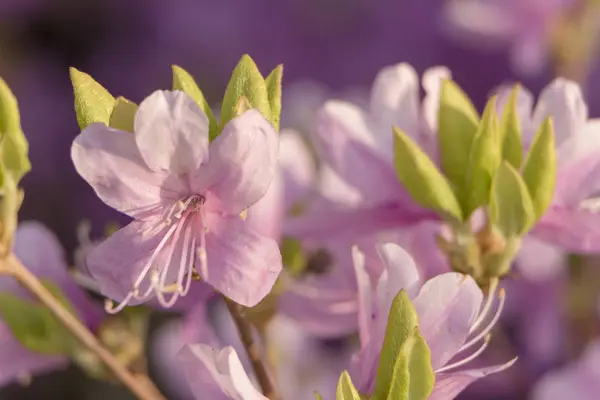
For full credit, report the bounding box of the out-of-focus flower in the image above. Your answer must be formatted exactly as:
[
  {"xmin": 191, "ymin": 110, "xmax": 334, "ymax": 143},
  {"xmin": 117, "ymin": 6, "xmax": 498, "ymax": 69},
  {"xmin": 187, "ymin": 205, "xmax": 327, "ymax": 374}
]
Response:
[
  {"xmin": 443, "ymin": 0, "xmax": 574, "ymax": 76},
  {"xmin": 71, "ymin": 90, "xmax": 282, "ymax": 311},
  {"xmin": 495, "ymin": 78, "xmax": 600, "ymax": 254},
  {"xmin": 0, "ymin": 221, "xmax": 100, "ymax": 387},
  {"xmin": 532, "ymin": 339, "xmax": 600, "ymax": 399},
  {"xmin": 349, "ymin": 243, "xmax": 515, "ymax": 399}
]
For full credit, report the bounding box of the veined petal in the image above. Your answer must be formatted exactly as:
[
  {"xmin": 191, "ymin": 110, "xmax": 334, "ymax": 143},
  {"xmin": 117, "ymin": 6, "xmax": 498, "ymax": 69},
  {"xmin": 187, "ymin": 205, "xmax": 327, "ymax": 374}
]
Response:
[
  {"xmin": 72, "ymin": 123, "xmax": 179, "ymax": 217},
  {"xmin": 134, "ymin": 90, "xmax": 209, "ymax": 174},
  {"xmin": 202, "ymin": 214, "xmax": 282, "ymax": 307},
  {"xmin": 0, "ymin": 325, "xmax": 68, "ymax": 387},
  {"xmin": 86, "ymin": 217, "xmax": 173, "ymax": 304},
  {"xmin": 369, "ymin": 63, "xmax": 420, "ymax": 139},
  {"xmin": 532, "ymin": 78, "xmax": 588, "ymax": 147},
  {"xmin": 412, "ymin": 273, "xmax": 483, "ymax": 370},
  {"xmin": 532, "ymin": 208, "xmax": 600, "ymax": 253},
  {"xmin": 178, "ymin": 344, "xmax": 267, "ymax": 400},
  {"xmin": 201, "ymin": 110, "xmax": 279, "ymax": 215},
  {"xmin": 429, "ymin": 358, "xmax": 517, "ymax": 400}
]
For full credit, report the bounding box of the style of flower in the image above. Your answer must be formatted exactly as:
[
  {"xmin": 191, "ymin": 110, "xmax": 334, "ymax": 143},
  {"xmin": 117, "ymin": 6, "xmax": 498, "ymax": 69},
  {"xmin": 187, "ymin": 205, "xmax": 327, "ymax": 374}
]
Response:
[
  {"xmin": 71, "ymin": 90, "xmax": 282, "ymax": 311},
  {"xmin": 349, "ymin": 243, "xmax": 515, "ymax": 399},
  {"xmin": 0, "ymin": 222, "xmax": 101, "ymax": 387}
]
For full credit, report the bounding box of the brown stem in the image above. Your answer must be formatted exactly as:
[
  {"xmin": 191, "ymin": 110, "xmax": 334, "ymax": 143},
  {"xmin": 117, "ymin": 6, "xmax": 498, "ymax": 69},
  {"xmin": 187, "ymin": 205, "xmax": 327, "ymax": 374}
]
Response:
[
  {"xmin": 0, "ymin": 253, "xmax": 165, "ymax": 400},
  {"xmin": 224, "ymin": 296, "xmax": 278, "ymax": 400}
]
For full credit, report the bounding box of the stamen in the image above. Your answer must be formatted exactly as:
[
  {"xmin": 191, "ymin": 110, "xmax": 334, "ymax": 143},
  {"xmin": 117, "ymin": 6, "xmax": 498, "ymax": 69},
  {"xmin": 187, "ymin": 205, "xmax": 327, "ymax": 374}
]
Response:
[
  {"xmin": 460, "ymin": 289, "xmax": 505, "ymax": 353},
  {"xmin": 196, "ymin": 202, "xmax": 208, "ymax": 279},
  {"xmin": 435, "ymin": 334, "xmax": 491, "ymax": 373},
  {"xmin": 470, "ymin": 278, "xmax": 499, "ymax": 334},
  {"xmin": 180, "ymin": 224, "xmax": 196, "ymax": 296},
  {"xmin": 105, "ymin": 292, "xmax": 136, "ymax": 314}
]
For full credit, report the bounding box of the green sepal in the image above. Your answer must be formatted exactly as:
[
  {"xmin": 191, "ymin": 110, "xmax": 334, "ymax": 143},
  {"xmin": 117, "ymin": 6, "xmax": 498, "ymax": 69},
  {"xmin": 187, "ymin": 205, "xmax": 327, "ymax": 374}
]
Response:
[
  {"xmin": 0, "ymin": 78, "xmax": 31, "ymax": 183},
  {"xmin": 315, "ymin": 392, "xmax": 324, "ymax": 400},
  {"xmin": 373, "ymin": 290, "xmax": 419, "ymax": 399},
  {"xmin": 522, "ymin": 117, "xmax": 557, "ymax": 221},
  {"xmin": 264, "ymin": 65, "xmax": 283, "ymax": 131},
  {"xmin": 109, "ymin": 97, "xmax": 138, "ymax": 133},
  {"xmin": 499, "ymin": 84, "xmax": 523, "ymax": 168},
  {"xmin": 0, "ymin": 281, "xmax": 78, "ymax": 355},
  {"xmin": 464, "ymin": 95, "xmax": 501, "ymax": 217},
  {"xmin": 489, "ymin": 161, "xmax": 535, "ymax": 237},
  {"xmin": 437, "ymin": 79, "xmax": 480, "ymax": 193},
  {"xmin": 69, "ymin": 68, "xmax": 115, "ymax": 130},
  {"xmin": 393, "ymin": 126, "xmax": 463, "ymax": 221},
  {"xmin": 220, "ymin": 54, "xmax": 271, "ymax": 130},
  {"xmin": 172, "ymin": 65, "xmax": 218, "ymax": 140},
  {"xmin": 385, "ymin": 326, "xmax": 435, "ymax": 400},
  {"xmin": 336, "ymin": 371, "xmax": 362, "ymax": 400}
]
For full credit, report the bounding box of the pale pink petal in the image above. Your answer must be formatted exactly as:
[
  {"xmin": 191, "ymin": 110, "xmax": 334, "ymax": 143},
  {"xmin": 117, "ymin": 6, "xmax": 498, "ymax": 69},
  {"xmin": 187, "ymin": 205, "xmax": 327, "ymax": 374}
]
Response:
[
  {"xmin": 279, "ymin": 129, "xmax": 316, "ymax": 209},
  {"xmin": 352, "ymin": 246, "xmax": 373, "ymax": 348},
  {"xmin": 71, "ymin": 123, "xmax": 180, "ymax": 217},
  {"xmin": 430, "ymin": 358, "xmax": 518, "ymax": 400},
  {"xmin": 0, "ymin": 324, "xmax": 68, "ymax": 387},
  {"xmin": 316, "ymin": 165, "xmax": 364, "ymax": 208},
  {"xmin": 202, "ymin": 214, "xmax": 282, "ymax": 307},
  {"xmin": 408, "ymin": 221, "xmax": 451, "ymax": 279},
  {"xmin": 422, "ymin": 66, "xmax": 452, "ymax": 136},
  {"xmin": 246, "ymin": 166, "xmax": 284, "ymax": 239},
  {"xmin": 178, "ymin": 344, "xmax": 267, "ymax": 400},
  {"xmin": 443, "ymin": 0, "xmax": 517, "ymax": 43},
  {"xmin": 516, "ymin": 236, "xmax": 565, "ymax": 282},
  {"xmin": 134, "ymin": 90, "xmax": 209, "ymax": 173},
  {"xmin": 531, "ymin": 78, "xmax": 588, "ymax": 147},
  {"xmin": 557, "ymin": 119, "xmax": 600, "ymax": 168},
  {"xmin": 85, "ymin": 218, "xmax": 171, "ymax": 304},
  {"xmin": 369, "ymin": 63, "xmax": 420, "ymax": 141},
  {"xmin": 412, "ymin": 273, "xmax": 483, "ymax": 370},
  {"xmin": 201, "ymin": 110, "xmax": 279, "ymax": 215},
  {"xmin": 532, "ymin": 208, "xmax": 600, "ymax": 253}
]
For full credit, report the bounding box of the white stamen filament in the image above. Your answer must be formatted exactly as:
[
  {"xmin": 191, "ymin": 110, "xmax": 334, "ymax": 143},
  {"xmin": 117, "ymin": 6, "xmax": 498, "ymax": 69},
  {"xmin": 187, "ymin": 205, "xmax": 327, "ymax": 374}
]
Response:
[
  {"xmin": 470, "ymin": 278, "xmax": 498, "ymax": 334},
  {"xmin": 197, "ymin": 202, "xmax": 208, "ymax": 280},
  {"xmin": 459, "ymin": 288, "xmax": 505, "ymax": 354},
  {"xmin": 435, "ymin": 334, "xmax": 491, "ymax": 374},
  {"xmin": 105, "ymin": 195, "xmax": 205, "ymax": 314}
]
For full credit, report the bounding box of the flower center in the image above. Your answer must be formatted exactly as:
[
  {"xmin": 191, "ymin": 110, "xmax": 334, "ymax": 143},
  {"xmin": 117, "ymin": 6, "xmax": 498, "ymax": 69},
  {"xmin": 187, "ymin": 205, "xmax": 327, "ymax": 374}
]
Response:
[{"xmin": 105, "ymin": 195, "xmax": 208, "ymax": 313}]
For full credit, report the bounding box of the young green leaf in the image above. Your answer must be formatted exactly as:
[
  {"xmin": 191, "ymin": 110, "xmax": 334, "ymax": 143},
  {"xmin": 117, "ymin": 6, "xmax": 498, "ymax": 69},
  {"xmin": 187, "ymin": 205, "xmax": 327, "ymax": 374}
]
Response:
[
  {"xmin": 522, "ymin": 117, "xmax": 557, "ymax": 221},
  {"xmin": 373, "ymin": 290, "xmax": 419, "ymax": 400},
  {"xmin": 336, "ymin": 371, "xmax": 362, "ymax": 400},
  {"xmin": 464, "ymin": 96, "xmax": 501, "ymax": 217},
  {"xmin": 0, "ymin": 78, "xmax": 31, "ymax": 182},
  {"xmin": 172, "ymin": 65, "xmax": 218, "ymax": 140},
  {"xmin": 437, "ymin": 79, "xmax": 480, "ymax": 191},
  {"xmin": 499, "ymin": 84, "xmax": 523, "ymax": 168},
  {"xmin": 489, "ymin": 161, "xmax": 536, "ymax": 237},
  {"xmin": 393, "ymin": 126, "xmax": 463, "ymax": 221},
  {"xmin": 220, "ymin": 54, "xmax": 271, "ymax": 130},
  {"xmin": 265, "ymin": 65, "xmax": 283, "ymax": 131},
  {"xmin": 69, "ymin": 68, "xmax": 115, "ymax": 130},
  {"xmin": 315, "ymin": 392, "xmax": 324, "ymax": 400},
  {"xmin": 386, "ymin": 326, "xmax": 435, "ymax": 400},
  {"xmin": 109, "ymin": 97, "xmax": 138, "ymax": 133}
]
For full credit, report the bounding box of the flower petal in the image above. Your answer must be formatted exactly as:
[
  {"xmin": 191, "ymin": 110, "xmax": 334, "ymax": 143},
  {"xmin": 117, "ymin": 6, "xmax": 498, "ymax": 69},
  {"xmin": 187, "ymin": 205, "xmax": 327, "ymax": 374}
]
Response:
[
  {"xmin": 516, "ymin": 236, "xmax": 565, "ymax": 282},
  {"xmin": 532, "ymin": 207, "xmax": 600, "ymax": 253},
  {"xmin": 279, "ymin": 129, "xmax": 316, "ymax": 210},
  {"xmin": 422, "ymin": 66, "xmax": 452, "ymax": 136},
  {"xmin": 72, "ymin": 123, "xmax": 179, "ymax": 217},
  {"xmin": 531, "ymin": 78, "xmax": 588, "ymax": 147},
  {"xmin": 429, "ymin": 358, "xmax": 517, "ymax": 400},
  {"xmin": 369, "ymin": 63, "xmax": 420, "ymax": 138},
  {"xmin": 202, "ymin": 214, "xmax": 282, "ymax": 307},
  {"xmin": 201, "ymin": 110, "xmax": 279, "ymax": 215},
  {"xmin": 178, "ymin": 344, "xmax": 267, "ymax": 400},
  {"xmin": 412, "ymin": 273, "xmax": 483, "ymax": 370},
  {"xmin": 134, "ymin": 90, "xmax": 209, "ymax": 173}
]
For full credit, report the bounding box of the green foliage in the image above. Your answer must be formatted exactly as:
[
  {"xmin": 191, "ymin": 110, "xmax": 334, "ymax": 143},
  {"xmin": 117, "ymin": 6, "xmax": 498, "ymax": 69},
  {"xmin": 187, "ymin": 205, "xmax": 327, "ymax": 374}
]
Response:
[
  {"xmin": 393, "ymin": 126, "xmax": 463, "ymax": 221},
  {"xmin": 522, "ymin": 118, "xmax": 557, "ymax": 221},
  {"xmin": 280, "ymin": 237, "xmax": 307, "ymax": 276},
  {"xmin": 499, "ymin": 84, "xmax": 523, "ymax": 168},
  {"xmin": 69, "ymin": 68, "xmax": 115, "ymax": 130},
  {"xmin": 172, "ymin": 65, "xmax": 219, "ymax": 140},
  {"xmin": 0, "ymin": 78, "xmax": 31, "ymax": 184},
  {"xmin": 489, "ymin": 162, "xmax": 535, "ymax": 238},
  {"xmin": 336, "ymin": 371, "xmax": 362, "ymax": 400},
  {"xmin": 265, "ymin": 65, "xmax": 283, "ymax": 131}
]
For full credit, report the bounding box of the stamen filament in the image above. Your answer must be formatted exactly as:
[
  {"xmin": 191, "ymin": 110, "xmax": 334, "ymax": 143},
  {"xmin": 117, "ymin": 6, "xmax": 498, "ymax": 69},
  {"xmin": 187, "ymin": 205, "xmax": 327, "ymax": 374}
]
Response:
[
  {"xmin": 435, "ymin": 334, "xmax": 491, "ymax": 373},
  {"xmin": 470, "ymin": 278, "xmax": 498, "ymax": 334},
  {"xmin": 460, "ymin": 289, "xmax": 505, "ymax": 353}
]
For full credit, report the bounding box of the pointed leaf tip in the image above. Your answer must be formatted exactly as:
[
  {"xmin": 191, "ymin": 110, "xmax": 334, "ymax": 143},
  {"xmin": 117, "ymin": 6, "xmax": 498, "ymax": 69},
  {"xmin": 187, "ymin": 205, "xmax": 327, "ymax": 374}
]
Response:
[
  {"xmin": 336, "ymin": 371, "xmax": 362, "ymax": 400},
  {"xmin": 70, "ymin": 68, "xmax": 115, "ymax": 130},
  {"xmin": 500, "ymin": 84, "xmax": 523, "ymax": 169}
]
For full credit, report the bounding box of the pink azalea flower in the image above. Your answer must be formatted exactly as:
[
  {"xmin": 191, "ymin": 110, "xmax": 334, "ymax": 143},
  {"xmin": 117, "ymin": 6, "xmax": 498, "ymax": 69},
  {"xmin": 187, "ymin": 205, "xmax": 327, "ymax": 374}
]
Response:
[
  {"xmin": 532, "ymin": 339, "xmax": 600, "ymax": 399},
  {"xmin": 0, "ymin": 221, "xmax": 101, "ymax": 387},
  {"xmin": 71, "ymin": 90, "xmax": 282, "ymax": 311},
  {"xmin": 349, "ymin": 243, "xmax": 516, "ymax": 399},
  {"xmin": 443, "ymin": 0, "xmax": 573, "ymax": 76},
  {"xmin": 496, "ymin": 78, "xmax": 600, "ymax": 254}
]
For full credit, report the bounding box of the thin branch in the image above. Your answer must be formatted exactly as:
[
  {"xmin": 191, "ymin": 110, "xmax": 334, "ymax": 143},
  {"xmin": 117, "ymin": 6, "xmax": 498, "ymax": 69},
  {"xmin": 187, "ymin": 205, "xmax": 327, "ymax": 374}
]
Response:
[
  {"xmin": 224, "ymin": 296, "xmax": 278, "ymax": 400},
  {"xmin": 0, "ymin": 253, "xmax": 165, "ymax": 400}
]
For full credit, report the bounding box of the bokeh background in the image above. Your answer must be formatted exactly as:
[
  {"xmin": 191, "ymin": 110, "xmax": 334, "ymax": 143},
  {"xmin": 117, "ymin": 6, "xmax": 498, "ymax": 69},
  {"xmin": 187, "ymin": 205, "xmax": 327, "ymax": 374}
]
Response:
[{"xmin": 1, "ymin": 0, "xmax": 600, "ymax": 399}]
